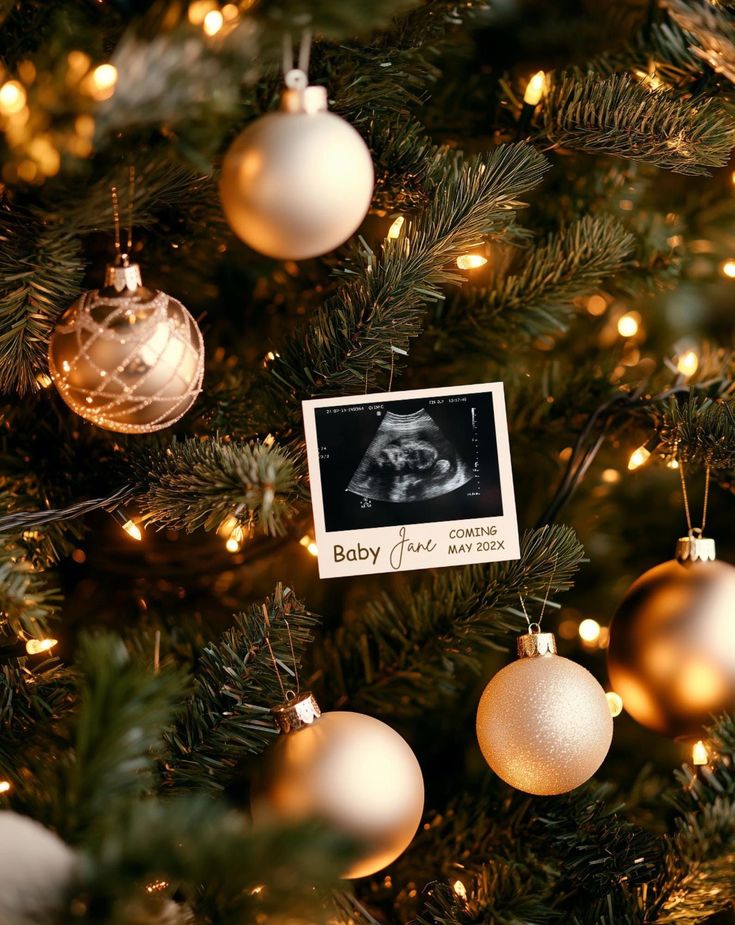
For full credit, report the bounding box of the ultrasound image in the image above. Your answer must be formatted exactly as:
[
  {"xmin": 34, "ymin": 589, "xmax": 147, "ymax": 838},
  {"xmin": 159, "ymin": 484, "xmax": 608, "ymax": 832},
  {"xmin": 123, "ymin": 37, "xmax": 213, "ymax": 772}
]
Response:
[
  {"xmin": 314, "ymin": 390, "xmax": 503, "ymax": 532},
  {"xmin": 347, "ymin": 408, "xmax": 472, "ymax": 502}
]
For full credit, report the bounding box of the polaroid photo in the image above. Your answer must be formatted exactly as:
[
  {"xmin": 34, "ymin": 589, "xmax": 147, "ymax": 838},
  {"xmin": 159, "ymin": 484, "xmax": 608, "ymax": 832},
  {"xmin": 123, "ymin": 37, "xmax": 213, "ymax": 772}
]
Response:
[{"xmin": 302, "ymin": 382, "xmax": 520, "ymax": 578}]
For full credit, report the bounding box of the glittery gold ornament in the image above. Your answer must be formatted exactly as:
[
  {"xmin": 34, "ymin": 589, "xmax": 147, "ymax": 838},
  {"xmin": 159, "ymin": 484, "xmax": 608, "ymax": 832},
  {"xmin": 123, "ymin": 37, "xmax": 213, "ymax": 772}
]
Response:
[
  {"xmin": 48, "ymin": 256, "xmax": 204, "ymax": 433},
  {"xmin": 608, "ymin": 534, "xmax": 735, "ymax": 738},
  {"xmin": 220, "ymin": 71, "xmax": 374, "ymax": 260},
  {"xmin": 251, "ymin": 692, "xmax": 424, "ymax": 879},
  {"xmin": 476, "ymin": 630, "xmax": 613, "ymax": 795}
]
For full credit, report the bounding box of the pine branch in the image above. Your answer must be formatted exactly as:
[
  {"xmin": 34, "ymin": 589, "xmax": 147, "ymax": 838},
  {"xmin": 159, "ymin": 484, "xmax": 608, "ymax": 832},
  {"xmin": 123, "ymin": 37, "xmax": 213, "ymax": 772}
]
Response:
[
  {"xmin": 665, "ymin": 0, "xmax": 735, "ymax": 87},
  {"xmin": 0, "ymin": 541, "xmax": 60, "ymax": 637},
  {"xmin": 163, "ymin": 585, "xmax": 320, "ymax": 792},
  {"xmin": 440, "ymin": 215, "xmax": 635, "ymax": 356},
  {"xmin": 540, "ymin": 72, "xmax": 735, "ymax": 175},
  {"xmin": 251, "ymin": 144, "xmax": 548, "ymax": 429},
  {"xmin": 134, "ymin": 437, "xmax": 302, "ymax": 536},
  {"xmin": 656, "ymin": 393, "xmax": 735, "ymax": 471},
  {"xmin": 313, "ymin": 526, "xmax": 585, "ymax": 717},
  {"xmin": 30, "ymin": 632, "xmax": 187, "ymax": 841}
]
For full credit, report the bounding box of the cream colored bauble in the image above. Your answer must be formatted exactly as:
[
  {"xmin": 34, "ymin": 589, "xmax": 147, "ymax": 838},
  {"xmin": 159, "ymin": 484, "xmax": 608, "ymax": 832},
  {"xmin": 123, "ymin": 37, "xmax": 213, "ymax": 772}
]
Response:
[
  {"xmin": 220, "ymin": 78, "xmax": 374, "ymax": 260},
  {"xmin": 608, "ymin": 534, "xmax": 735, "ymax": 738},
  {"xmin": 0, "ymin": 811, "xmax": 77, "ymax": 924},
  {"xmin": 476, "ymin": 631, "xmax": 613, "ymax": 795},
  {"xmin": 252, "ymin": 692, "xmax": 424, "ymax": 879},
  {"xmin": 48, "ymin": 257, "xmax": 204, "ymax": 433}
]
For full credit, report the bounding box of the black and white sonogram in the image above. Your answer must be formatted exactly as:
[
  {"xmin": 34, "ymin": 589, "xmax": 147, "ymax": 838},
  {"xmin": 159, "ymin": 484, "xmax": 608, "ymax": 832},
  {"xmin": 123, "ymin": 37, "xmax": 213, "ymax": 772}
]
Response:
[
  {"xmin": 303, "ymin": 383, "xmax": 519, "ymax": 578},
  {"xmin": 347, "ymin": 408, "xmax": 472, "ymax": 504}
]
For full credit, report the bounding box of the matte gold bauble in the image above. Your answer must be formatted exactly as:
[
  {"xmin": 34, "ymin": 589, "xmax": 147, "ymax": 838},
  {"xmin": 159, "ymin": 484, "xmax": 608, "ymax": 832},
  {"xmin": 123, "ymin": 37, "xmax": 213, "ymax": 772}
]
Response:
[
  {"xmin": 251, "ymin": 692, "xmax": 424, "ymax": 879},
  {"xmin": 608, "ymin": 535, "xmax": 735, "ymax": 738},
  {"xmin": 476, "ymin": 631, "xmax": 613, "ymax": 795},
  {"xmin": 48, "ymin": 258, "xmax": 204, "ymax": 433},
  {"xmin": 220, "ymin": 80, "xmax": 374, "ymax": 260}
]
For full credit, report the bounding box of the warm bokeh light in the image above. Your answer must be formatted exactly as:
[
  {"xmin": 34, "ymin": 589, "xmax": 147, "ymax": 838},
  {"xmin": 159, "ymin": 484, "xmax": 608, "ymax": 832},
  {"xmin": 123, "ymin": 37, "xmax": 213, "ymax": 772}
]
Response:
[
  {"xmin": 578, "ymin": 618, "xmax": 602, "ymax": 644},
  {"xmin": 523, "ymin": 70, "xmax": 546, "ymax": 106},
  {"xmin": 387, "ymin": 216, "xmax": 405, "ymax": 239},
  {"xmin": 145, "ymin": 879, "xmax": 169, "ymax": 894},
  {"xmin": 586, "ymin": 294, "xmax": 607, "ymax": 316},
  {"xmin": 606, "ymin": 691, "xmax": 624, "ymax": 717},
  {"xmin": 0, "ymin": 781, "xmax": 11, "ymax": 794},
  {"xmin": 188, "ymin": 0, "xmax": 215, "ymax": 24},
  {"xmin": 601, "ymin": 468, "xmax": 620, "ymax": 484},
  {"xmin": 628, "ymin": 445, "xmax": 651, "ymax": 471},
  {"xmin": 0, "ymin": 80, "xmax": 26, "ymax": 116},
  {"xmin": 456, "ymin": 254, "xmax": 488, "ymax": 270},
  {"xmin": 203, "ymin": 9, "xmax": 224, "ymax": 35},
  {"xmin": 225, "ymin": 525, "xmax": 244, "ymax": 553},
  {"xmin": 721, "ymin": 259, "xmax": 735, "ymax": 279},
  {"xmin": 25, "ymin": 638, "xmax": 58, "ymax": 655},
  {"xmin": 617, "ymin": 311, "xmax": 641, "ymax": 338},
  {"xmin": 300, "ymin": 535, "xmax": 318, "ymax": 556},
  {"xmin": 667, "ymin": 458, "xmax": 680, "ymax": 469},
  {"xmin": 122, "ymin": 519, "xmax": 143, "ymax": 541},
  {"xmin": 676, "ymin": 348, "xmax": 699, "ymax": 377},
  {"xmin": 692, "ymin": 740, "xmax": 708, "ymax": 766}
]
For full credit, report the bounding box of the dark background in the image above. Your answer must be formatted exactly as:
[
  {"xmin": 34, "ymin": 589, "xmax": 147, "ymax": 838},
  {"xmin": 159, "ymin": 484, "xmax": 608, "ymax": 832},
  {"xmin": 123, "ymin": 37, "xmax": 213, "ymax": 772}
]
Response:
[{"xmin": 313, "ymin": 389, "xmax": 503, "ymax": 532}]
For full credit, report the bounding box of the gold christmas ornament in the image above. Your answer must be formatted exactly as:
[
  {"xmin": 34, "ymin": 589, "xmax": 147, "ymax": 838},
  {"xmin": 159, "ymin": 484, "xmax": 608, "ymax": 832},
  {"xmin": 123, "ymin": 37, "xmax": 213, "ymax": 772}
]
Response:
[
  {"xmin": 476, "ymin": 630, "xmax": 613, "ymax": 795},
  {"xmin": 48, "ymin": 256, "xmax": 204, "ymax": 433},
  {"xmin": 251, "ymin": 692, "xmax": 424, "ymax": 879},
  {"xmin": 608, "ymin": 534, "xmax": 735, "ymax": 738},
  {"xmin": 220, "ymin": 69, "xmax": 374, "ymax": 260}
]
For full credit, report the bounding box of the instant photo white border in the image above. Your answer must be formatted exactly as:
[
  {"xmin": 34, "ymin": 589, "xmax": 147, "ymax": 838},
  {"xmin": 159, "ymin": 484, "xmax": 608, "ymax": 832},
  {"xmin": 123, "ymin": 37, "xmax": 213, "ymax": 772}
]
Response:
[{"xmin": 302, "ymin": 382, "xmax": 520, "ymax": 578}]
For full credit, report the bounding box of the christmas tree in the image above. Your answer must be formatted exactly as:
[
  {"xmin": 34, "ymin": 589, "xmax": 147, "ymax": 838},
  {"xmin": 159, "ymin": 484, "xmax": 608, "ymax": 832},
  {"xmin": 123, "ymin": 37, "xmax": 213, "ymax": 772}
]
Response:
[{"xmin": 1, "ymin": 0, "xmax": 735, "ymax": 922}]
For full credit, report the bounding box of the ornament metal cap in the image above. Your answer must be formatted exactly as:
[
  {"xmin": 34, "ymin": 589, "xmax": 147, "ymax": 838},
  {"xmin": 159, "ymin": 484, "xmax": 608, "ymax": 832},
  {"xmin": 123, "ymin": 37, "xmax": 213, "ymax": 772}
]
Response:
[
  {"xmin": 271, "ymin": 691, "xmax": 322, "ymax": 734},
  {"xmin": 103, "ymin": 254, "xmax": 142, "ymax": 293},
  {"xmin": 281, "ymin": 70, "xmax": 329, "ymax": 115},
  {"xmin": 517, "ymin": 628, "xmax": 557, "ymax": 658},
  {"xmin": 676, "ymin": 532, "xmax": 716, "ymax": 563}
]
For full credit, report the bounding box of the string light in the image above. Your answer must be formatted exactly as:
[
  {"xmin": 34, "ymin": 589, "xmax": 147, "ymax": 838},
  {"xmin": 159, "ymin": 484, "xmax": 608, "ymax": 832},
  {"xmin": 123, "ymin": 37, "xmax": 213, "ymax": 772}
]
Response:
[
  {"xmin": 628, "ymin": 445, "xmax": 651, "ymax": 470},
  {"xmin": 692, "ymin": 740, "xmax": 709, "ymax": 766},
  {"xmin": 452, "ymin": 880, "xmax": 468, "ymax": 901},
  {"xmin": 676, "ymin": 348, "xmax": 699, "ymax": 377},
  {"xmin": 387, "ymin": 216, "xmax": 405, "ymax": 239},
  {"xmin": 0, "ymin": 781, "xmax": 11, "ymax": 794},
  {"xmin": 606, "ymin": 691, "xmax": 624, "ymax": 717},
  {"xmin": 225, "ymin": 525, "xmax": 245, "ymax": 553},
  {"xmin": 35, "ymin": 372, "xmax": 52, "ymax": 388},
  {"xmin": 145, "ymin": 880, "xmax": 168, "ymax": 894},
  {"xmin": 721, "ymin": 259, "xmax": 735, "ymax": 279},
  {"xmin": 617, "ymin": 311, "xmax": 641, "ymax": 338},
  {"xmin": 203, "ymin": 9, "xmax": 224, "ymax": 35},
  {"xmin": 523, "ymin": 71, "xmax": 546, "ymax": 106},
  {"xmin": 122, "ymin": 519, "xmax": 143, "ymax": 541},
  {"xmin": 667, "ymin": 458, "xmax": 680, "ymax": 470},
  {"xmin": 86, "ymin": 64, "xmax": 117, "ymax": 101},
  {"xmin": 25, "ymin": 638, "xmax": 57, "ymax": 655},
  {"xmin": 300, "ymin": 535, "xmax": 318, "ymax": 556},
  {"xmin": 0, "ymin": 80, "xmax": 27, "ymax": 116},
  {"xmin": 456, "ymin": 254, "xmax": 487, "ymax": 270},
  {"xmin": 578, "ymin": 618, "xmax": 602, "ymax": 644}
]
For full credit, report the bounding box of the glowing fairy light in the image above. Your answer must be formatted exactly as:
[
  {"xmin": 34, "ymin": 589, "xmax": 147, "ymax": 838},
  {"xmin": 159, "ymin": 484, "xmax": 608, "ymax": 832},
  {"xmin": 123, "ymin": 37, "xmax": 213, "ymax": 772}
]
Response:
[
  {"xmin": 617, "ymin": 311, "xmax": 641, "ymax": 338},
  {"xmin": 87, "ymin": 64, "xmax": 117, "ymax": 101},
  {"xmin": 676, "ymin": 349, "xmax": 699, "ymax": 377},
  {"xmin": 456, "ymin": 254, "xmax": 488, "ymax": 270},
  {"xmin": 0, "ymin": 781, "xmax": 11, "ymax": 794},
  {"xmin": 122, "ymin": 519, "xmax": 143, "ymax": 541},
  {"xmin": 300, "ymin": 535, "xmax": 318, "ymax": 556},
  {"xmin": 578, "ymin": 618, "xmax": 601, "ymax": 644},
  {"xmin": 203, "ymin": 9, "xmax": 224, "ymax": 35},
  {"xmin": 692, "ymin": 740, "xmax": 709, "ymax": 766},
  {"xmin": 25, "ymin": 638, "xmax": 57, "ymax": 656},
  {"xmin": 523, "ymin": 71, "xmax": 546, "ymax": 106},
  {"xmin": 606, "ymin": 691, "xmax": 624, "ymax": 717},
  {"xmin": 0, "ymin": 80, "xmax": 26, "ymax": 115},
  {"xmin": 721, "ymin": 260, "xmax": 735, "ymax": 279},
  {"xmin": 628, "ymin": 445, "xmax": 651, "ymax": 471},
  {"xmin": 387, "ymin": 216, "xmax": 405, "ymax": 239},
  {"xmin": 452, "ymin": 880, "xmax": 468, "ymax": 900}
]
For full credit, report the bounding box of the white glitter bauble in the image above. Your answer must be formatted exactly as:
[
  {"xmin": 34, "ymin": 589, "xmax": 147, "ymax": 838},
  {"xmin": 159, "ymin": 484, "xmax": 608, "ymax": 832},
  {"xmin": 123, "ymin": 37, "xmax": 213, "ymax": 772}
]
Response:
[
  {"xmin": 252, "ymin": 692, "xmax": 424, "ymax": 879},
  {"xmin": 476, "ymin": 631, "xmax": 613, "ymax": 795},
  {"xmin": 0, "ymin": 811, "xmax": 77, "ymax": 924},
  {"xmin": 220, "ymin": 82, "xmax": 374, "ymax": 260},
  {"xmin": 48, "ymin": 259, "xmax": 204, "ymax": 433}
]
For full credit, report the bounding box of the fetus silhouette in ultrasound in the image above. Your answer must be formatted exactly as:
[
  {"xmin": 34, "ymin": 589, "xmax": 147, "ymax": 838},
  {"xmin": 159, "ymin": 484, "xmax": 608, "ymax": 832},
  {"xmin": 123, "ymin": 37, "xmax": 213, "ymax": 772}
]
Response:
[{"xmin": 347, "ymin": 408, "xmax": 472, "ymax": 503}]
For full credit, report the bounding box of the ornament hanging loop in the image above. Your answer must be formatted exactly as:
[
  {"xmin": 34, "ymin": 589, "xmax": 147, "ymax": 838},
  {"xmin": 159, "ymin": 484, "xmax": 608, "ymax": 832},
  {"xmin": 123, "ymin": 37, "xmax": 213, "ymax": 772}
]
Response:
[
  {"xmin": 676, "ymin": 460, "xmax": 715, "ymax": 562},
  {"xmin": 281, "ymin": 30, "xmax": 326, "ymax": 114}
]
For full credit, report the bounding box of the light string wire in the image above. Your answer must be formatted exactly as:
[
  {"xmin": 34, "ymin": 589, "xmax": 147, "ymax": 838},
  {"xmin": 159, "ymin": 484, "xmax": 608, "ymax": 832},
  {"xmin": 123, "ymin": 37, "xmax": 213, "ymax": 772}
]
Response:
[{"xmin": 678, "ymin": 458, "xmax": 711, "ymax": 537}]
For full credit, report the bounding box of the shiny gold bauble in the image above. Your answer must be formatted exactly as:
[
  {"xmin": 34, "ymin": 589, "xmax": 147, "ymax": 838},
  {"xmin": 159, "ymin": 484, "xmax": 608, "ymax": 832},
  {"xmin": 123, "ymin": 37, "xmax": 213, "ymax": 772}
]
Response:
[
  {"xmin": 476, "ymin": 632, "xmax": 613, "ymax": 795},
  {"xmin": 220, "ymin": 83, "xmax": 374, "ymax": 260},
  {"xmin": 608, "ymin": 543, "xmax": 735, "ymax": 738},
  {"xmin": 252, "ymin": 693, "xmax": 424, "ymax": 879},
  {"xmin": 49, "ymin": 266, "xmax": 203, "ymax": 434}
]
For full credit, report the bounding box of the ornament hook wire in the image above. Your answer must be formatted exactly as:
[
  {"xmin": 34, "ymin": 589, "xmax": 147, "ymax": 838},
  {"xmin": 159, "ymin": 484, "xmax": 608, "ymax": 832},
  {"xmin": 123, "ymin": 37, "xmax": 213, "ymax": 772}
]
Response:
[
  {"xmin": 282, "ymin": 29, "xmax": 312, "ymax": 86},
  {"xmin": 127, "ymin": 164, "xmax": 135, "ymax": 253},
  {"xmin": 261, "ymin": 604, "xmax": 301, "ymax": 703},
  {"xmin": 111, "ymin": 186, "xmax": 121, "ymax": 257},
  {"xmin": 678, "ymin": 458, "xmax": 711, "ymax": 537},
  {"xmin": 519, "ymin": 552, "xmax": 557, "ymax": 633}
]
